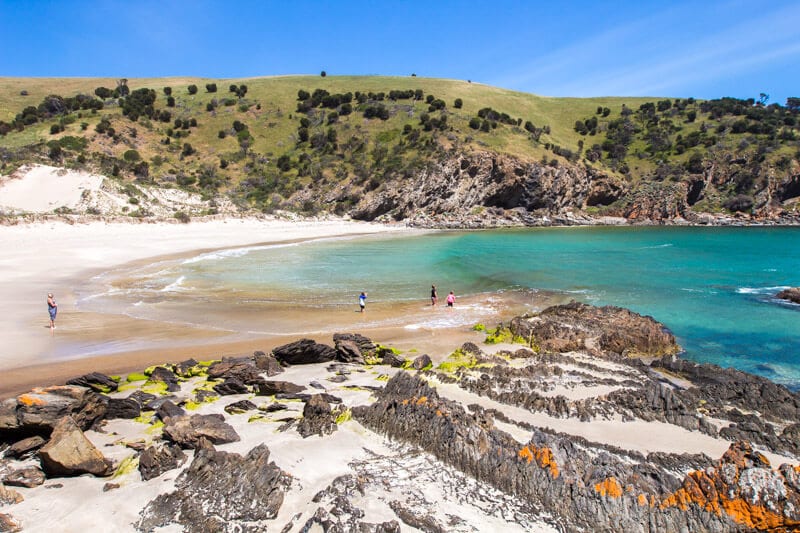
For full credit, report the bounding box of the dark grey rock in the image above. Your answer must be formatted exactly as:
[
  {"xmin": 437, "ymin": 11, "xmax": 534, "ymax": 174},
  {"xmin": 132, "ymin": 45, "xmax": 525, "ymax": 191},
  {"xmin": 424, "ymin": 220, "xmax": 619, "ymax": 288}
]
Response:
[
  {"xmin": 212, "ymin": 378, "xmax": 250, "ymax": 396},
  {"xmin": 224, "ymin": 400, "xmax": 257, "ymax": 415},
  {"xmin": 2, "ymin": 466, "xmax": 45, "ymax": 488},
  {"xmin": 255, "ymin": 380, "xmax": 305, "ymax": 396},
  {"xmin": 105, "ymin": 398, "xmax": 141, "ymax": 420},
  {"xmin": 273, "ymin": 339, "xmax": 337, "ymax": 365},
  {"xmin": 38, "ymin": 417, "xmax": 110, "ymax": 477},
  {"xmin": 174, "ymin": 359, "xmax": 199, "ymax": 378},
  {"xmin": 162, "ymin": 414, "xmax": 240, "ymax": 449},
  {"xmin": 147, "ymin": 367, "xmax": 180, "ymax": 392},
  {"xmin": 136, "ymin": 443, "xmax": 287, "ymax": 531},
  {"xmin": 382, "ymin": 352, "xmax": 406, "ymax": 368},
  {"xmin": 412, "ymin": 354, "xmax": 432, "ymax": 370},
  {"xmin": 207, "ymin": 359, "xmax": 263, "ymax": 384},
  {"xmin": 155, "ymin": 400, "xmax": 185, "ymax": 422},
  {"xmin": 126, "ymin": 391, "xmax": 156, "ymax": 409},
  {"xmin": 253, "ymin": 351, "xmax": 284, "ymax": 376},
  {"xmin": 138, "ymin": 442, "xmax": 187, "ymax": 481},
  {"xmin": 66, "ymin": 372, "xmax": 119, "ymax": 393},
  {"xmin": 297, "ymin": 395, "xmax": 337, "ymax": 438}
]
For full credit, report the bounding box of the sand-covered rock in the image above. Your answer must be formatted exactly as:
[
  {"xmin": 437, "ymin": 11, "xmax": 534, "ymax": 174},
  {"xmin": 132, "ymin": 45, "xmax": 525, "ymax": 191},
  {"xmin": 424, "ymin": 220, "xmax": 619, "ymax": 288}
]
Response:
[
  {"xmin": 138, "ymin": 442, "xmax": 186, "ymax": 481},
  {"xmin": 510, "ymin": 301, "xmax": 680, "ymax": 356},
  {"xmin": 0, "ymin": 483, "xmax": 23, "ymax": 505},
  {"xmin": 2, "ymin": 466, "xmax": 45, "ymax": 488},
  {"xmin": 297, "ymin": 394, "xmax": 337, "ymax": 438},
  {"xmin": 162, "ymin": 414, "xmax": 240, "ymax": 448},
  {"xmin": 0, "ymin": 512, "xmax": 22, "ymax": 532},
  {"xmin": 136, "ymin": 441, "xmax": 288, "ymax": 531},
  {"xmin": 38, "ymin": 416, "xmax": 110, "ymax": 477}
]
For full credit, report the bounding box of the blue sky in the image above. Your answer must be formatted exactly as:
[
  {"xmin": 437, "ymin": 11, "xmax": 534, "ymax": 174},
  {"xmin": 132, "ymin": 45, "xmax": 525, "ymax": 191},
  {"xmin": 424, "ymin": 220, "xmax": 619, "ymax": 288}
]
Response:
[{"xmin": 1, "ymin": 0, "xmax": 798, "ymax": 104}]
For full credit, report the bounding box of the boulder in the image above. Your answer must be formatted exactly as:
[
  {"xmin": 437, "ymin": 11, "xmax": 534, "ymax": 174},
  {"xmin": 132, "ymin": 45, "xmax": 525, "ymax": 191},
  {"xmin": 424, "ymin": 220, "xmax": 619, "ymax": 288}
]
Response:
[
  {"xmin": 3, "ymin": 466, "xmax": 45, "ymax": 488},
  {"xmin": 155, "ymin": 400, "xmax": 185, "ymax": 422},
  {"xmin": 255, "ymin": 380, "xmax": 305, "ymax": 396},
  {"xmin": 273, "ymin": 339, "xmax": 337, "ymax": 365},
  {"xmin": 207, "ymin": 359, "xmax": 263, "ymax": 384},
  {"xmin": 509, "ymin": 301, "xmax": 680, "ymax": 357},
  {"xmin": 138, "ymin": 443, "xmax": 187, "ymax": 481},
  {"xmin": 333, "ymin": 333, "xmax": 376, "ymax": 363},
  {"xmin": 66, "ymin": 372, "xmax": 118, "ymax": 393},
  {"xmin": 0, "ymin": 512, "xmax": 21, "ymax": 532},
  {"xmin": 224, "ymin": 400, "xmax": 257, "ymax": 415},
  {"xmin": 412, "ymin": 354, "xmax": 432, "ymax": 370},
  {"xmin": 105, "ymin": 398, "xmax": 141, "ymax": 420},
  {"xmin": 0, "ymin": 400, "xmax": 17, "ymax": 430},
  {"xmin": 14, "ymin": 386, "xmax": 88, "ymax": 431},
  {"xmin": 137, "ymin": 443, "xmax": 287, "ymax": 531},
  {"xmin": 163, "ymin": 414, "xmax": 240, "ymax": 449},
  {"xmin": 253, "ymin": 351, "xmax": 284, "ymax": 376},
  {"xmin": 776, "ymin": 287, "xmax": 800, "ymax": 304},
  {"xmin": 126, "ymin": 391, "xmax": 157, "ymax": 409},
  {"xmin": 147, "ymin": 367, "xmax": 180, "ymax": 392},
  {"xmin": 4, "ymin": 436, "xmax": 45, "ymax": 459},
  {"xmin": 297, "ymin": 395, "xmax": 337, "ymax": 438},
  {"xmin": 174, "ymin": 359, "xmax": 199, "ymax": 378},
  {"xmin": 382, "ymin": 352, "xmax": 406, "ymax": 368},
  {"xmin": 38, "ymin": 416, "xmax": 110, "ymax": 477},
  {"xmin": 212, "ymin": 378, "xmax": 250, "ymax": 396}
]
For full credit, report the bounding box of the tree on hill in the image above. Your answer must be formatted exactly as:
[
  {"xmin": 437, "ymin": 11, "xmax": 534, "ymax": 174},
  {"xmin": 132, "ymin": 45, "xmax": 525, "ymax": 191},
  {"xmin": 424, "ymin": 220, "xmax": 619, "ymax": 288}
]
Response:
[
  {"xmin": 206, "ymin": 83, "xmax": 217, "ymax": 93},
  {"xmin": 94, "ymin": 87, "xmax": 113, "ymax": 99},
  {"xmin": 320, "ymin": 71, "xmax": 327, "ymax": 77},
  {"xmin": 188, "ymin": 84, "xmax": 198, "ymax": 95}
]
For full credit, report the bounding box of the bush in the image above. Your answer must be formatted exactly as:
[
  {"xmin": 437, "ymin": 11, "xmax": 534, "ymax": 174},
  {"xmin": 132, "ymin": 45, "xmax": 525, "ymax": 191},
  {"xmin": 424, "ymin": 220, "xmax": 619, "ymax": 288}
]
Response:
[
  {"xmin": 320, "ymin": 70, "xmax": 327, "ymax": 77},
  {"xmin": 123, "ymin": 149, "xmax": 141, "ymax": 162},
  {"xmin": 724, "ymin": 194, "xmax": 753, "ymax": 212},
  {"xmin": 163, "ymin": 87, "xmax": 172, "ymax": 96},
  {"xmin": 454, "ymin": 98, "xmax": 463, "ymax": 109},
  {"xmin": 166, "ymin": 96, "xmax": 175, "ymax": 107},
  {"xmin": 181, "ymin": 143, "xmax": 195, "ymax": 156},
  {"xmin": 50, "ymin": 123, "xmax": 62, "ymax": 135},
  {"xmin": 469, "ymin": 117, "xmax": 481, "ymax": 129},
  {"xmin": 174, "ymin": 211, "xmax": 190, "ymax": 223},
  {"xmin": 205, "ymin": 83, "xmax": 217, "ymax": 93},
  {"xmin": 187, "ymin": 85, "xmax": 198, "ymax": 95}
]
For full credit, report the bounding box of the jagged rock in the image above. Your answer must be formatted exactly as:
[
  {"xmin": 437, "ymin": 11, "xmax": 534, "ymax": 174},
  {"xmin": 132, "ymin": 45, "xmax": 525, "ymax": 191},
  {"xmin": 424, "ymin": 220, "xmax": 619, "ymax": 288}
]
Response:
[
  {"xmin": 776, "ymin": 287, "xmax": 800, "ymax": 304},
  {"xmin": 38, "ymin": 416, "xmax": 110, "ymax": 477},
  {"xmin": 147, "ymin": 367, "xmax": 180, "ymax": 392},
  {"xmin": 4, "ymin": 436, "xmax": 45, "ymax": 458},
  {"xmin": 0, "ymin": 512, "xmax": 21, "ymax": 532},
  {"xmin": 255, "ymin": 380, "xmax": 305, "ymax": 396},
  {"xmin": 412, "ymin": 354, "xmax": 432, "ymax": 370},
  {"xmin": 0, "ymin": 400, "xmax": 16, "ymax": 430},
  {"xmin": 0, "ymin": 484, "xmax": 23, "ymax": 505},
  {"xmin": 2, "ymin": 466, "xmax": 45, "ymax": 488},
  {"xmin": 253, "ymin": 350, "xmax": 284, "ymax": 376},
  {"xmin": 126, "ymin": 391, "xmax": 156, "ymax": 409},
  {"xmin": 212, "ymin": 378, "xmax": 250, "ymax": 396},
  {"xmin": 389, "ymin": 501, "xmax": 445, "ymax": 533},
  {"xmin": 174, "ymin": 359, "xmax": 199, "ymax": 377},
  {"xmin": 136, "ymin": 443, "xmax": 287, "ymax": 531},
  {"xmin": 297, "ymin": 395, "xmax": 337, "ymax": 438},
  {"xmin": 207, "ymin": 359, "xmax": 263, "ymax": 384},
  {"xmin": 194, "ymin": 389, "xmax": 217, "ymax": 403},
  {"xmin": 105, "ymin": 398, "xmax": 141, "ymax": 420},
  {"xmin": 66, "ymin": 372, "xmax": 118, "ymax": 393},
  {"xmin": 155, "ymin": 400, "xmax": 185, "ymax": 422},
  {"xmin": 353, "ymin": 372, "xmax": 744, "ymax": 532},
  {"xmin": 460, "ymin": 342, "xmax": 483, "ymax": 355},
  {"xmin": 277, "ymin": 393, "xmax": 342, "ymax": 404},
  {"xmin": 138, "ymin": 442, "xmax": 187, "ymax": 481},
  {"xmin": 333, "ymin": 332, "xmax": 376, "ymax": 363},
  {"xmin": 143, "ymin": 395, "xmax": 178, "ymax": 411},
  {"xmin": 382, "ymin": 352, "xmax": 406, "ymax": 368},
  {"xmin": 162, "ymin": 414, "xmax": 240, "ymax": 449},
  {"xmin": 510, "ymin": 301, "xmax": 680, "ymax": 357},
  {"xmin": 259, "ymin": 403, "xmax": 287, "ymax": 413},
  {"xmin": 224, "ymin": 400, "xmax": 257, "ymax": 414},
  {"xmin": 12, "ymin": 386, "xmax": 90, "ymax": 431},
  {"xmin": 272, "ymin": 338, "xmax": 337, "ymax": 365}
]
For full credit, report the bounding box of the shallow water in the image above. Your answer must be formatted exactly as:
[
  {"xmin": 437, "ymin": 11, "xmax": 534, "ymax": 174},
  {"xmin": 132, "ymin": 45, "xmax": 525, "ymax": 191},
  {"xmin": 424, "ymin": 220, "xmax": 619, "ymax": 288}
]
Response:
[{"xmin": 78, "ymin": 227, "xmax": 800, "ymax": 388}]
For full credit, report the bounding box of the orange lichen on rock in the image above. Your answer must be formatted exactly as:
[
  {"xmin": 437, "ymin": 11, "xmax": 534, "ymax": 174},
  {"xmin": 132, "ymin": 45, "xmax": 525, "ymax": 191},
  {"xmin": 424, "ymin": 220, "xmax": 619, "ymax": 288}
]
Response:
[
  {"xmin": 660, "ymin": 442, "xmax": 800, "ymax": 531},
  {"xmin": 17, "ymin": 394, "xmax": 46, "ymax": 406},
  {"xmin": 594, "ymin": 477, "xmax": 623, "ymax": 498},
  {"xmin": 415, "ymin": 396, "xmax": 428, "ymax": 406},
  {"xmin": 518, "ymin": 445, "xmax": 559, "ymax": 479},
  {"xmin": 637, "ymin": 493, "xmax": 649, "ymax": 506}
]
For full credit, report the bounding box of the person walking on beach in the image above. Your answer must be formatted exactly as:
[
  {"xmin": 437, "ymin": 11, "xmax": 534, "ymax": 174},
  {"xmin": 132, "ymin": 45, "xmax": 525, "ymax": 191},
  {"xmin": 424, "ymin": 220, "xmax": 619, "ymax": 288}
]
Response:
[
  {"xmin": 446, "ymin": 290, "xmax": 456, "ymax": 309},
  {"xmin": 431, "ymin": 285, "xmax": 438, "ymax": 306},
  {"xmin": 359, "ymin": 291, "xmax": 367, "ymax": 313},
  {"xmin": 47, "ymin": 293, "xmax": 57, "ymax": 331}
]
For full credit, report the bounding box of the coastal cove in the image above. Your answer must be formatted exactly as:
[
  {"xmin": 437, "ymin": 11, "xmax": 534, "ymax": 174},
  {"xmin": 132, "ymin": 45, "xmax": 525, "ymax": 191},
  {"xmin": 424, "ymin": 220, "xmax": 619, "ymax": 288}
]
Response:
[{"xmin": 76, "ymin": 225, "xmax": 800, "ymax": 389}]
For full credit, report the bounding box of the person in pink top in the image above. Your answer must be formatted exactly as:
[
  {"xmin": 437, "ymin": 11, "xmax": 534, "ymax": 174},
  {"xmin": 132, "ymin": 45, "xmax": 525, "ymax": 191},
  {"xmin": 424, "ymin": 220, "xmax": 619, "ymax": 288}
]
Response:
[{"xmin": 446, "ymin": 290, "xmax": 455, "ymax": 309}]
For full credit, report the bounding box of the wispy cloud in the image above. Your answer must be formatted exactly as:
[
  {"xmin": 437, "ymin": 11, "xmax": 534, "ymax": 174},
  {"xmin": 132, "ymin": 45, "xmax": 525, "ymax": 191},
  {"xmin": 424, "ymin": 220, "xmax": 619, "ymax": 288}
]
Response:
[{"xmin": 493, "ymin": 2, "xmax": 800, "ymax": 98}]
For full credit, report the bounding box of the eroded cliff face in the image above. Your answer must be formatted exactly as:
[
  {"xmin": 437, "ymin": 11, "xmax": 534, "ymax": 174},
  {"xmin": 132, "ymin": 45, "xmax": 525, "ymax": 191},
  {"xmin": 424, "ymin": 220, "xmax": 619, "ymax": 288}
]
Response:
[{"xmin": 347, "ymin": 150, "xmax": 800, "ymax": 226}]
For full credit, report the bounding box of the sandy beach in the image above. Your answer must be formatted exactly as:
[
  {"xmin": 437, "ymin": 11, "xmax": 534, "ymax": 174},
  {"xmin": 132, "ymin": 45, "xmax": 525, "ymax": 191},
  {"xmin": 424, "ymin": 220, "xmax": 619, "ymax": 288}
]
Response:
[{"xmin": 0, "ymin": 216, "xmax": 414, "ymax": 395}]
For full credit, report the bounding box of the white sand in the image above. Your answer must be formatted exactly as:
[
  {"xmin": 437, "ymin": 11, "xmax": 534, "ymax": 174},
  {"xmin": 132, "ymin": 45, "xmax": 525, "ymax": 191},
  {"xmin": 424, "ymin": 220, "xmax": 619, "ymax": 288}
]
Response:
[
  {"xmin": 0, "ymin": 165, "xmax": 103, "ymax": 214},
  {"xmin": 0, "ymin": 216, "xmax": 410, "ymax": 373}
]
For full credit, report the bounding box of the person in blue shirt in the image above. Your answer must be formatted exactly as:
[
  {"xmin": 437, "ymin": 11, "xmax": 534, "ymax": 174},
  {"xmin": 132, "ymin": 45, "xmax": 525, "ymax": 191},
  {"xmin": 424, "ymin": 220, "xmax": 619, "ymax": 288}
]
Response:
[{"xmin": 359, "ymin": 292, "xmax": 367, "ymax": 313}]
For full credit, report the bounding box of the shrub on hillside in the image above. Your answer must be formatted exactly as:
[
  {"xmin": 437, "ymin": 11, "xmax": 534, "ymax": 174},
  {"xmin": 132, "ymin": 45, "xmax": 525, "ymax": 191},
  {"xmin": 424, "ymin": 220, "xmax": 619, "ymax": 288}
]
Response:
[{"xmin": 187, "ymin": 85, "xmax": 198, "ymax": 95}]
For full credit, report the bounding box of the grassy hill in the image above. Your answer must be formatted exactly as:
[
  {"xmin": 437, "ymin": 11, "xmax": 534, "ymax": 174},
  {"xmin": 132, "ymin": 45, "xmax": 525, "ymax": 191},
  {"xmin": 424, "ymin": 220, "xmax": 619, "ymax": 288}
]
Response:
[{"xmin": 1, "ymin": 75, "xmax": 798, "ymax": 220}]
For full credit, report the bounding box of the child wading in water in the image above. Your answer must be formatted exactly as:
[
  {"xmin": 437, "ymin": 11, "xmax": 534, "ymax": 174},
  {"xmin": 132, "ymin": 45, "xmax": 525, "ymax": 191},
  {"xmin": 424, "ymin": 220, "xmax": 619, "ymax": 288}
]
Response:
[
  {"xmin": 431, "ymin": 285, "xmax": 438, "ymax": 306},
  {"xmin": 47, "ymin": 293, "xmax": 57, "ymax": 331},
  {"xmin": 446, "ymin": 290, "xmax": 456, "ymax": 309},
  {"xmin": 359, "ymin": 292, "xmax": 367, "ymax": 313}
]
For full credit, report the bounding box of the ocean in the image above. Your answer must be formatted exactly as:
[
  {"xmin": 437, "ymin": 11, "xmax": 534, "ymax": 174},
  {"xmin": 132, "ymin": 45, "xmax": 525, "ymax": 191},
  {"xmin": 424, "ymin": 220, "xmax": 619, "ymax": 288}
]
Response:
[{"xmin": 79, "ymin": 226, "xmax": 800, "ymax": 388}]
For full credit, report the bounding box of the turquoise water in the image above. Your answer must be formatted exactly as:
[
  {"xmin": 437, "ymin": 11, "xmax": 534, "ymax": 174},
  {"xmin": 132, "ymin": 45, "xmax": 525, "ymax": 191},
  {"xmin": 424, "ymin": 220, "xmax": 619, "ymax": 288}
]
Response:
[{"xmin": 92, "ymin": 227, "xmax": 800, "ymax": 388}]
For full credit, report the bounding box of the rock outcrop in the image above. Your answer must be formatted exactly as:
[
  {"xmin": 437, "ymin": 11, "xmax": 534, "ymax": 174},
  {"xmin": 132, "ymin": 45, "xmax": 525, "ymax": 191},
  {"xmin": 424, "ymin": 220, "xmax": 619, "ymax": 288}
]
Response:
[
  {"xmin": 138, "ymin": 442, "xmax": 187, "ymax": 481},
  {"xmin": 65, "ymin": 372, "xmax": 118, "ymax": 393},
  {"xmin": 136, "ymin": 441, "xmax": 288, "ymax": 532},
  {"xmin": 776, "ymin": 287, "xmax": 800, "ymax": 304},
  {"xmin": 273, "ymin": 338, "xmax": 338, "ymax": 365},
  {"xmin": 162, "ymin": 414, "xmax": 240, "ymax": 448},
  {"xmin": 297, "ymin": 395, "xmax": 337, "ymax": 438},
  {"xmin": 510, "ymin": 301, "xmax": 680, "ymax": 357}
]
